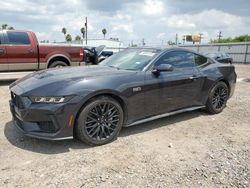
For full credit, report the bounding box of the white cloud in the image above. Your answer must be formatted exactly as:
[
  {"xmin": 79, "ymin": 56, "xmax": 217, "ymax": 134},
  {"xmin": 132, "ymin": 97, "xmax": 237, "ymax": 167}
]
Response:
[
  {"xmin": 157, "ymin": 33, "xmax": 166, "ymax": 39},
  {"xmin": 36, "ymin": 32, "xmax": 52, "ymax": 41},
  {"xmin": 115, "ymin": 13, "xmax": 131, "ymax": 20},
  {"xmin": 112, "ymin": 24, "xmax": 134, "ymax": 33},
  {"xmin": 142, "ymin": 0, "xmax": 164, "ymax": 15},
  {"xmin": 160, "ymin": 9, "xmax": 250, "ymax": 43}
]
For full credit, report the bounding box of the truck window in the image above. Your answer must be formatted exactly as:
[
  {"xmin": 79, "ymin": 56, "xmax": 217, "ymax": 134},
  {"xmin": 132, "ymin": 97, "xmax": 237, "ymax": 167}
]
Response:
[{"xmin": 7, "ymin": 32, "xmax": 30, "ymax": 45}]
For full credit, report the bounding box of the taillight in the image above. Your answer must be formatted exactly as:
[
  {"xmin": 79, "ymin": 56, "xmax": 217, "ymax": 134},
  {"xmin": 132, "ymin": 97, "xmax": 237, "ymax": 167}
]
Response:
[{"xmin": 80, "ymin": 48, "xmax": 84, "ymax": 60}]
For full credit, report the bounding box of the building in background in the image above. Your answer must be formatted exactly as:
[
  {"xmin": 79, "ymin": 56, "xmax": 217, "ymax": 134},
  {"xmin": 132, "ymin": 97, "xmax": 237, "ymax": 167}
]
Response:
[{"xmin": 85, "ymin": 38, "xmax": 124, "ymax": 49}]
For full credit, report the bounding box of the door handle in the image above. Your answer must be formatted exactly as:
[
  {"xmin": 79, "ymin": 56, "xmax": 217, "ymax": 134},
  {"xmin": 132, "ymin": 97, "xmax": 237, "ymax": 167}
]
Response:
[{"xmin": 0, "ymin": 48, "xmax": 5, "ymax": 54}]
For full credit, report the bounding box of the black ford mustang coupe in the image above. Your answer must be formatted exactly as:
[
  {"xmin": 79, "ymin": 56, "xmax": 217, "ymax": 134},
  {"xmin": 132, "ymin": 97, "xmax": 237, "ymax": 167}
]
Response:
[{"xmin": 9, "ymin": 48, "xmax": 236, "ymax": 145}]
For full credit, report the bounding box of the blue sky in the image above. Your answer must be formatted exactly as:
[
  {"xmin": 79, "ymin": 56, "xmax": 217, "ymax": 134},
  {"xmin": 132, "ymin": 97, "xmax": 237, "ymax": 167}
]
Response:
[{"xmin": 1, "ymin": 0, "xmax": 250, "ymax": 46}]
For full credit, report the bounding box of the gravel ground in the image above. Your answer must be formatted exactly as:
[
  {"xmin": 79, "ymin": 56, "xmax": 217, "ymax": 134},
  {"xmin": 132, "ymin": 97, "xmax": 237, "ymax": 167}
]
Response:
[{"xmin": 0, "ymin": 64, "xmax": 249, "ymax": 188}]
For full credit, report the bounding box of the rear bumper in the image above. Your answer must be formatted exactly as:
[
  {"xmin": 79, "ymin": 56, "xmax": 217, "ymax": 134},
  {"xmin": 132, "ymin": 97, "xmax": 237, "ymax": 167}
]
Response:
[
  {"xmin": 229, "ymin": 82, "xmax": 236, "ymax": 98},
  {"xmin": 9, "ymin": 96, "xmax": 81, "ymax": 140},
  {"xmin": 229, "ymin": 71, "xmax": 237, "ymax": 98}
]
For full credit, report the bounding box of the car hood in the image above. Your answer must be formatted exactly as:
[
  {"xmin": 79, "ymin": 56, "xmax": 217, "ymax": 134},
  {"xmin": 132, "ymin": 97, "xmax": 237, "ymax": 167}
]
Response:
[{"xmin": 10, "ymin": 65, "xmax": 135, "ymax": 96}]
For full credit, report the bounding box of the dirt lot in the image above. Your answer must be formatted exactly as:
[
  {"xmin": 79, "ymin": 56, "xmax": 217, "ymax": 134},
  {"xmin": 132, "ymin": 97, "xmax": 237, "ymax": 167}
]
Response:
[{"xmin": 0, "ymin": 65, "xmax": 249, "ymax": 188}]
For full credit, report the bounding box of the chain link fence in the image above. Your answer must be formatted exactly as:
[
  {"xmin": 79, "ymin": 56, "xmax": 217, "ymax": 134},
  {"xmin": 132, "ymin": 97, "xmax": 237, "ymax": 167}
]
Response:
[{"xmin": 180, "ymin": 42, "xmax": 250, "ymax": 64}]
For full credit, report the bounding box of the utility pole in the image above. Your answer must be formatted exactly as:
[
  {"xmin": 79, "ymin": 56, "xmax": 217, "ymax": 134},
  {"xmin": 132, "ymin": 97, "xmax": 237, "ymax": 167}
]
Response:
[
  {"xmin": 182, "ymin": 35, "xmax": 186, "ymax": 45},
  {"xmin": 217, "ymin": 31, "xmax": 222, "ymax": 42},
  {"xmin": 175, "ymin": 33, "xmax": 178, "ymax": 45},
  {"xmin": 142, "ymin": 38, "xmax": 145, "ymax": 46},
  {"xmin": 198, "ymin": 33, "xmax": 203, "ymax": 44},
  {"xmin": 85, "ymin": 17, "xmax": 88, "ymax": 45}
]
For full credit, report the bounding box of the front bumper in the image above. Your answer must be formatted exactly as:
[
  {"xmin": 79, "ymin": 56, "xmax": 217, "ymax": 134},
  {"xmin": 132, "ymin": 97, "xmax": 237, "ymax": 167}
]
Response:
[{"xmin": 9, "ymin": 95, "xmax": 81, "ymax": 140}]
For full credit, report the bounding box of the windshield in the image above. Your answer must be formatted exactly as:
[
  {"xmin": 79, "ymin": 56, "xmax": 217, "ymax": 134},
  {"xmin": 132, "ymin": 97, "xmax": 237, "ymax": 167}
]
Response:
[{"xmin": 100, "ymin": 49, "xmax": 159, "ymax": 71}]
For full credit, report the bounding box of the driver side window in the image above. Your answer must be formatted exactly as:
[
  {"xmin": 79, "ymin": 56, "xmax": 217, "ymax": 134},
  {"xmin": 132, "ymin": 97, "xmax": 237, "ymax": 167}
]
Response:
[{"xmin": 155, "ymin": 51, "xmax": 195, "ymax": 69}]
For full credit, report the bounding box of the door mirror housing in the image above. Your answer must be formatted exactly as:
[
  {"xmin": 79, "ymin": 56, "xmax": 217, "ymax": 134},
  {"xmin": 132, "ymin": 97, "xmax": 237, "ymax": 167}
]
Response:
[{"xmin": 152, "ymin": 64, "xmax": 174, "ymax": 75}]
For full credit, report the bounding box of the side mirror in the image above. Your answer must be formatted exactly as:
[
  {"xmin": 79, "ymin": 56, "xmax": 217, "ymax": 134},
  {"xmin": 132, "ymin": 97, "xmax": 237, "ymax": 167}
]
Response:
[{"xmin": 152, "ymin": 64, "xmax": 174, "ymax": 75}]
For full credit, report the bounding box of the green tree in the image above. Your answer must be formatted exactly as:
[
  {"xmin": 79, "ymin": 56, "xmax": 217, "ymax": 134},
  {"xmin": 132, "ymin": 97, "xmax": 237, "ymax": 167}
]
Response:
[
  {"xmin": 80, "ymin": 27, "xmax": 85, "ymax": 39},
  {"xmin": 7, "ymin": 26, "xmax": 14, "ymax": 30},
  {"xmin": 102, "ymin": 28, "xmax": 107, "ymax": 38},
  {"xmin": 1, "ymin": 24, "xmax": 8, "ymax": 29},
  {"xmin": 65, "ymin": 34, "xmax": 72, "ymax": 42},
  {"xmin": 61, "ymin": 27, "xmax": 67, "ymax": 40},
  {"xmin": 75, "ymin": 35, "xmax": 81, "ymax": 41},
  {"xmin": 167, "ymin": 41, "xmax": 176, "ymax": 45},
  {"xmin": 211, "ymin": 34, "xmax": 250, "ymax": 43}
]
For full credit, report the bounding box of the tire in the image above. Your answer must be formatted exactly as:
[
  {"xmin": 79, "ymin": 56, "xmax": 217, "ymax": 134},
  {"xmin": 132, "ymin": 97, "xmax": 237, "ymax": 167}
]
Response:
[
  {"xmin": 206, "ymin": 82, "xmax": 229, "ymax": 114},
  {"xmin": 48, "ymin": 61, "xmax": 68, "ymax": 68},
  {"xmin": 76, "ymin": 96, "xmax": 124, "ymax": 146}
]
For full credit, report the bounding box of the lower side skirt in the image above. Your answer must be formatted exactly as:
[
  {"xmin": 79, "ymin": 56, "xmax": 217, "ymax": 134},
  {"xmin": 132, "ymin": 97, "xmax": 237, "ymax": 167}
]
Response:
[{"xmin": 125, "ymin": 106, "xmax": 205, "ymax": 127}]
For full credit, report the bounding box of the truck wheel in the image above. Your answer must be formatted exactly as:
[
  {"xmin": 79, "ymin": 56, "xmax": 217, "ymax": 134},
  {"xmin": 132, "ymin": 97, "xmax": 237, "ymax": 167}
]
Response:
[
  {"xmin": 76, "ymin": 96, "xmax": 124, "ymax": 146},
  {"xmin": 49, "ymin": 61, "xmax": 68, "ymax": 68}
]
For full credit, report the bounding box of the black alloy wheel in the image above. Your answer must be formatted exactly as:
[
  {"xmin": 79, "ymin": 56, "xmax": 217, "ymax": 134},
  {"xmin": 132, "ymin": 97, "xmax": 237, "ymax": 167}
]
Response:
[
  {"xmin": 76, "ymin": 96, "xmax": 124, "ymax": 145},
  {"xmin": 85, "ymin": 102, "xmax": 120, "ymax": 140},
  {"xmin": 212, "ymin": 85, "xmax": 228, "ymax": 110},
  {"xmin": 206, "ymin": 82, "xmax": 229, "ymax": 114}
]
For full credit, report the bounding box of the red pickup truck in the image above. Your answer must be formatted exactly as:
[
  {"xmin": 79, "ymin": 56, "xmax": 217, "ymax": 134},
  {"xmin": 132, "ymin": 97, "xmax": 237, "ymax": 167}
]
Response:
[{"xmin": 0, "ymin": 30, "xmax": 84, "ymax": 71}]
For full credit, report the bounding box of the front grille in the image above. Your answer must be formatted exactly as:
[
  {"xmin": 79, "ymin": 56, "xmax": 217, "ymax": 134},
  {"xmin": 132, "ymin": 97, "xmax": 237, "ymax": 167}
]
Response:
[
  {"xmin": 11, "ymin": 92, "xmax": 25, "ymax": 109},
  {"xmin": 37, "ymin": 121, "xmax": 58, "ymax": 133}
]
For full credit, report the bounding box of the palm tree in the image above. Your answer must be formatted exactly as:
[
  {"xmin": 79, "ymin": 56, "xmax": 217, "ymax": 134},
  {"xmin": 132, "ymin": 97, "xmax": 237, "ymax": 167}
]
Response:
[
  {"xmin": 2, "ymin": 24, "xmax": 8, "ymax": 29},
  {"xmin": 102, "ymin": 28, "xmax": 107, "ymax": 39},
  {"xmin": 80, "ymin": 27, "xmax": 85, "ymax": 39},
  {"xmin": 61, "ymin": 27, "xmax": 67, "ymax": 40},
  {"xmin": 65, "ymin": 34, "xmax": 72, "ymax": 42},
  {"xmin": 75, "ymin": 35, "xmax": 81, "ymax": 41}
]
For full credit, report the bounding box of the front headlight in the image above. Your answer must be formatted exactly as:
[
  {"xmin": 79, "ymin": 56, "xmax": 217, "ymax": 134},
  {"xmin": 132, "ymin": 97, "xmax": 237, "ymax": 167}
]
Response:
[{"xmin": 29, "ymin": 96, "xmax": 73, "ymax": 104}]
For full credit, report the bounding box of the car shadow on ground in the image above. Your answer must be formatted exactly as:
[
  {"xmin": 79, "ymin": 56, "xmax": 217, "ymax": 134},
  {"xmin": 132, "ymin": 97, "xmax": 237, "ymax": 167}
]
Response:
[
  {"xmin": 120, "ymin": 110, "xmax": 209, "ymax": 138},
  {"xmin": 4, "ymin": 110, "xmax": 209, "ymax": 155}
]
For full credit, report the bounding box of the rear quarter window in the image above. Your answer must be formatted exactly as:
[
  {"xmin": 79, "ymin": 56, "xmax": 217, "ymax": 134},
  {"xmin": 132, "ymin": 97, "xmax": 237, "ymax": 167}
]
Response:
[
  {"xmin": 7, "ymin": 32, "xmax": 30, "ymax": 45},
  {"xmin": 195, "ymin": 54, "xmax": 208, "ymax": 66}
]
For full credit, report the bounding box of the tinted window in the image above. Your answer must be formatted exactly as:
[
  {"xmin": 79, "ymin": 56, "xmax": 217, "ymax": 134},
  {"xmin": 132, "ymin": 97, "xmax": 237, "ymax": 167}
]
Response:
[
  {"xmin": 195, "ymin": 54, "xmax": 207, "ymax": 66},
  {"xmin": 155, "ymin": 51, "xmax": 195, "ymax": 68},
  {"xmin": 7, "ymin": 32, "xmax": 30, "ymax": 45}
]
